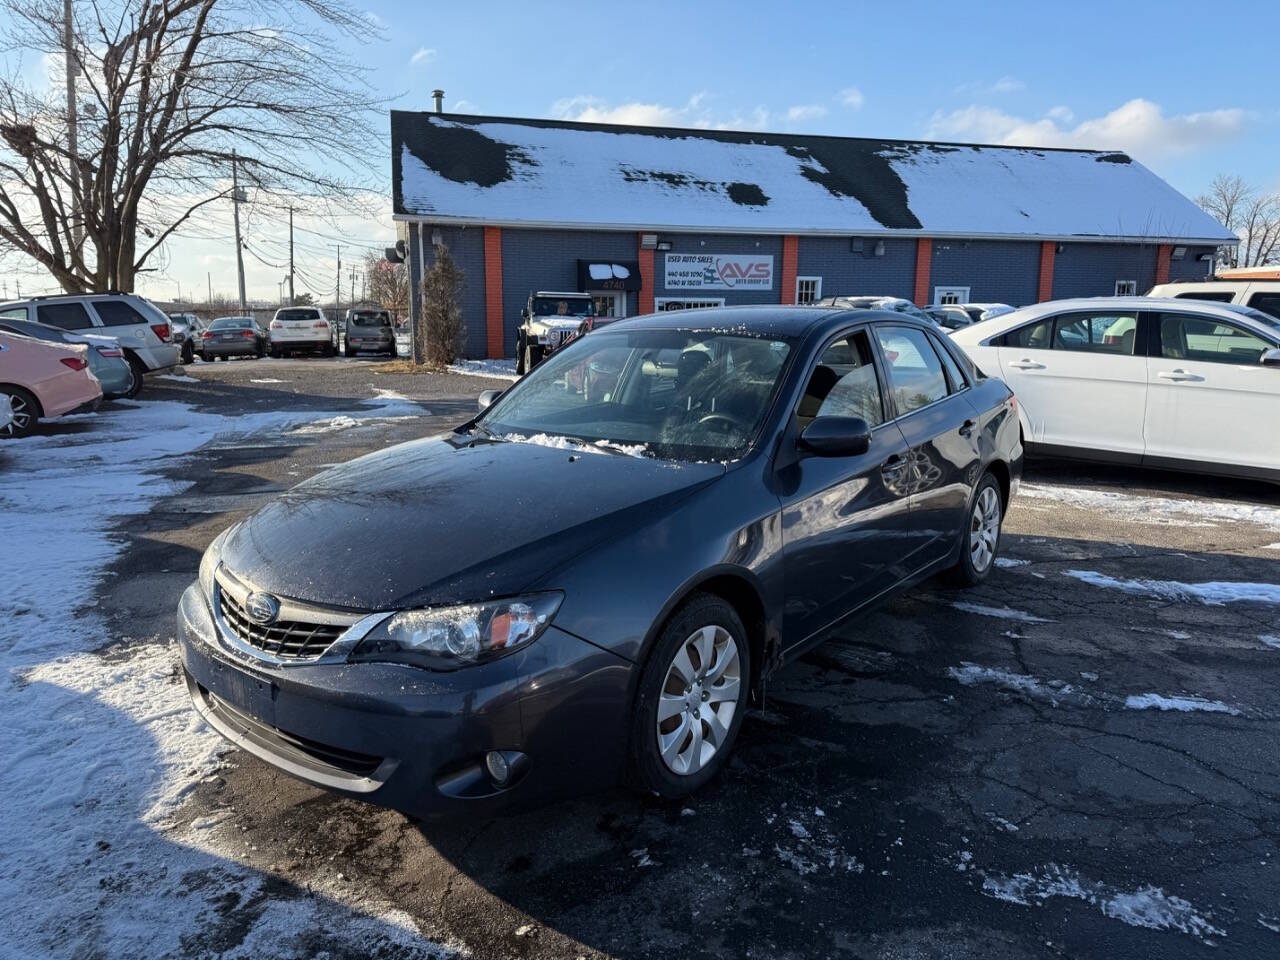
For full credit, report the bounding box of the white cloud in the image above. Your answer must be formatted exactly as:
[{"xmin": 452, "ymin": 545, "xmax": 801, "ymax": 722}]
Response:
[
  {"xmin": 926, "ymin": 98, "xmax": 1247, "ymax": 158},
  {"xmin": 786, "ymin": 104, "xmax": 827, "ymax": 122},
  {"xmin": 839, "ymin": 87, "xmax": 865, "ymax": 110},
  {"xmin": 551, "ymin": 94, "xmax": 770, "ymax": 131},
  {"xmin": 409, "ymin": 47, "xmax": 435, "ymax": 66}
]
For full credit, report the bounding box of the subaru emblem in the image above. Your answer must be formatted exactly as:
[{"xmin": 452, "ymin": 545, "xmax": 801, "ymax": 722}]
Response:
[{"xmin": 243, "ymin": 592, "xmax": 280, "ymax": 625}]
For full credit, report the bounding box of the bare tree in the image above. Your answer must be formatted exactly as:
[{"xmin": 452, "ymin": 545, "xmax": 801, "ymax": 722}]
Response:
[
  {"xmin": 1197, "ymin": 174, "xmax": 1280, "ymax": 267},
  {"xmin": 363, "ymin": 250, "xmax": 408, "ymax": 320},
  {"xmin": 418, "ymin": 243, "xmax": 463, "ymax": 366},
  {"xmin": 0, "ymin": 0, "xmax": 384, "ymax": 293}
]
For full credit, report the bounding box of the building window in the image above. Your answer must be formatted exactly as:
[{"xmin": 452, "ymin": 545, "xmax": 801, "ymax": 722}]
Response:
[
  {"xmin": 795, "ymin": 276, "xmax": 822, "ymax": 305},
  {"xmin": 933, "ymin": 285, "xmax": 970, "ymax": 305},
  {"xmin": 1115, "ymin": 280, "xmax": 1137, "ymax": 296},
  {"xmin": 589, "ymin": 292, "xmax": 626, "ymax": 318},
  {"xmin": 654, "ymin": 297, "xmax": 726, "ymax": 312}
]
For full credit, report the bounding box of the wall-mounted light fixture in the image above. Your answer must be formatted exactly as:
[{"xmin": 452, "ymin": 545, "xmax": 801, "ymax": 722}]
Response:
[
  {"xmin": 430, "ymin": 228, "xmax": 443, "ymax": 248},
  {"xmin": 873, "ymin": 240, "xmax": 885, "ymax": 257},
  {"xmin": 656, "ymin": 240, "xmax": 672, "ymax": 251},
  {"xmin": 1196, "ymin": 252, "xmax": 1214, "ymax": 262},
  {"xmin": 1055, "ymin": 243, "xmax": 1065, "ymax": 254}
]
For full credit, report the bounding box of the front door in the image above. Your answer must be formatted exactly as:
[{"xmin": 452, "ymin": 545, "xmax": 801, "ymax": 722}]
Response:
[
  {"xmin": 872, "ymin": 323, "xmax": 981, "ymax": 567},
  {"xmin": 589, "ymin": 291, "xmax": 625, "ymax": 320},
  {"xmin": 996, "ymin": 308, "xmax": 1147, "ymax": 455},
  {"xmin": 1144, "ymin": 311, "xmax": 1280, "ymax": 471},
  {"xmin": 779, "ymin": 328, "xmax": 915, "ymax": 648}
]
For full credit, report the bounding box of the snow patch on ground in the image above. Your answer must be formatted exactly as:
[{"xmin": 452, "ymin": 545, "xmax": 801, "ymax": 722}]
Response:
[
  {"xmin": 948, "ymin": 601, "xmax": 1053, "ymax": 623},
  {"xmin": 982, "ymin": 863, "xmax": 1223, "ymax": 942},
  {"xmin": 249, "ymin": 377, "xmax": 288, "ymax": 384},
  {"xmin": 994, "ymin": 557, "xmax": 1029, "ymax": 568},
  {"xmin": 0, "ymin": 399, "xmax": 449, "ymax": 957},
  {"xmin": 157, "ymin": 373, "xmax": 200, "ymax": 383},
  {"xmin": 1019, "ymin": 482, "xmax": 1280, "ymax": 532},
  {"xmin": 1066, "ymin": 569, "xmax": 1280, "ymax": 606},
  {"xmin": 1260, "ymin": 635, "xmax": 1280, "ymax": 650},
  {"xmin": 447, "ymin": 358, "xmax": 519, "ymax": 382},
  {"xmin": 1124, "ymin": 693, "xmax": 1240, "ymax": 715},
  {"xmin": 949, "ymin": 664, "xmax": 1090, "ymax": 707}
]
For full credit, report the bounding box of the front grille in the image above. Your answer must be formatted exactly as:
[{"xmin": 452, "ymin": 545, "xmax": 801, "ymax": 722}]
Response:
[
  {"xmin": 201, "ymin": 684, "xmax": 383, "ymax": 777},
  {"xmin": 218, "ymin": 587, "xmax": 345, "ymax": 659}
]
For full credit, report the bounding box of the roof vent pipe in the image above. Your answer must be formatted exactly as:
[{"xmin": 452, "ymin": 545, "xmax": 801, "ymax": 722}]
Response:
[{"xmin": 432, "ymin": 89, "xmax": 444, "ymax": 114}]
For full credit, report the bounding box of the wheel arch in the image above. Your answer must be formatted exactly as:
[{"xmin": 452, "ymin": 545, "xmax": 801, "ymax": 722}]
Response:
[
  {"xmin": 984, "ymin": 458, "xmax": 1011, "ymax": 509},
  {"xmin": 0, "ymin": 382, "xmax": 44, "ymax": 418}
]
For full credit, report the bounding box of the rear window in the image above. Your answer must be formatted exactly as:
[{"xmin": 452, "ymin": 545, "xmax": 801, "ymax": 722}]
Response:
[
  {"xmin": 92, "ymin": 300, "xmax": 149, "ymax": 327},
  {"xmin": 350, "ymin": 311, "xmax": 390, "ymax": 327},
  {"xmin": 1246, "ymin": 292, "xmax": 1280, "ymax": 321},
  {"xmin": 210, "ymin": 317, "xmax": 253, "ymax": 330},
  {"xmin": 1175, "ymin": 291, "xmax": 1235, "ymax": 303},
  {"xmin": 36, "ymin": 302, "xmax": 93, "ymax": 331},
  {"xmin": 277, "ymin": 308, "xmax": 322, "ymax": 321}
]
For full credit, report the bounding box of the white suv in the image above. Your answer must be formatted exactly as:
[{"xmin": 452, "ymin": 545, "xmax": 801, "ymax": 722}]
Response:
[
  {"xmin": 268, "ymin": 306, "xmax": 337, "ymax": 357},
  {"xmin": 1147, "ymin": 280, "xmax": 1280, "ymax": 322},
  {"xmin": 0, "ymin": 293, "xmax": 181, "ymax": 381}
]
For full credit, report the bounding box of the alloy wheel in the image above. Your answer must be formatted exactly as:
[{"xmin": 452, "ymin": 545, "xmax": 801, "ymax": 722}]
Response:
[
  {"xmin": 656, "ymin": 624, "xmax": 741, "ymax": 776},
  {"xmin": 3, "ymin": 392, "xmax": 31, "ymax": 436},
  {"xmin": 969, "ymin": 486, "xmax": 1001, "ymax": 573}
]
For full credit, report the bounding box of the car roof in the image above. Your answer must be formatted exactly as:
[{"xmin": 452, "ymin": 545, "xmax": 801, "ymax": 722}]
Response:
[
  {"xmin": 607, "ymin": 304, "xmax": 935, "ymax": 340},
  {"xmin": 533, "ymin": 290, "xmax": 591, "ymax": 297},
  {"xmin": 950, "ymin": 296, "xmax": 1280, "ymax": 344}
]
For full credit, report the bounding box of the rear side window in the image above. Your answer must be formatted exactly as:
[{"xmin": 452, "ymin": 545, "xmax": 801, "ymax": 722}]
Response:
[
  {"xmin": 994, "ymin": 319, "xmax": 1052, "ymax": 349},
  {"xmin": 1175, "ymin": 291, "xmax": 1235, "ymax": 303},
  {"xmin": 92, "ymin": 300, "xmax": 148, "ymax": 327},
  {"xmin": 875, "ymin": 325, "xmax": 949, "ymax": 414},
  {"xmin": 0, "ymin": 307, "xmax": 27, "ymax": 321},
  {"xmin": 1050, "ymin": 311, "xmax": 1138, "ymax": 355},
  {"xmin": 930, "ymin": 333, "xmax": 969, "ymax": 390},
  {"xmin": 1157, "ymin": 313, "xmax": 1270, "ymax": 365},
  {"xmin": 36, "ymin": 302, "xmax": 93, "ymax": 330},
  {"xmin": 1246, "ymin": 292, "xmax": 1280, "ymax": 320}
]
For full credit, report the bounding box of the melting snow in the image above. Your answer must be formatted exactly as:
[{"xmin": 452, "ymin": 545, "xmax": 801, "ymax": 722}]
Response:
[
  {"xmin": 157, "ymin": 373, "xmax": 200, "ymax": 383},
  {"xmin": 948, "ymin": 664, "xmax": 1089, "ymax": 707},
  {"xmin": 994, "ymin": 557, "xmax": 1029, "ymax": 568},
  {"xmin": 498, "ymin": 432, "xmax": 652, "ymax": 458},
  {"xmin": 1019, "ymin": 483, "xmax": 1280, "ymax": 532},
  {"xmin": 447, "ymin": 358, "xmax": 519, "ymax": 382},
  {"xmin": 982, "ymin": 863, "xmax": 1223, "ymax": 941},
  {"xmin": 1066, "ymin": 569, "xmax": 1280, "ymax": 606},
  {"xmin": 1260, "ymin": 635, "xmax": 1280, "ymax": 650},
  {"xmin": 1125, "ymin": 693, "xmax": 1240, "ymax": 715},
  {"xmin": 948, "ymin": 601, "xmax": 1053, "ymax": 623}
]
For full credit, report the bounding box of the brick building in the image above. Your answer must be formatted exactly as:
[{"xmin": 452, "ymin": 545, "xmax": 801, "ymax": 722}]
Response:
[{"xmin": 390, "ymin": 111, "xmax": 1236, "ymax": 359}]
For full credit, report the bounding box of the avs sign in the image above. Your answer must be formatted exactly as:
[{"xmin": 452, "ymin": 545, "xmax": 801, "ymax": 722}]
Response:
[{"xmin": 664, "ymin": 253, "xmax": 774, "ymax": 290}]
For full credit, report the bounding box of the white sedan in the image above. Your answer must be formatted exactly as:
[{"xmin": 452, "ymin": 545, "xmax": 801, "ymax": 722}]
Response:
[{"xmin": 949, "ymin": 297, "xmax": 1280, "ymax": 483}]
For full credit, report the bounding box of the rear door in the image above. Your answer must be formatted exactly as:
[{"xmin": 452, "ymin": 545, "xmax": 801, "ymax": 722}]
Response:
[
  {"xmin": 873, "ymin": 323, "xmax": 982, "ymax": 567},
  {"xmin": 996, "ymin": 308, "xmax": 1146, "ymax": 456},
  {"xmin": 1143, "ymin": 310, "xmax": 1280, "ymax": 471},
  {"xmin": 86, "ymin": 298, "xmax": 158, "ymax": 350},
  {"xmin": 779, "ymin": 326, "xmax": 915, "ymax": 647},
  {"xmin": 35, "ymin": 301, "xmax": 96, "ymax": 334}
]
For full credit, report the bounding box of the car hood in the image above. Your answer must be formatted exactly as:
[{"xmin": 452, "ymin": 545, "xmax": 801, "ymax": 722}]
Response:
[{"xmin": 219, "ymin": 434, "xmax": 724, "ymax": 611}]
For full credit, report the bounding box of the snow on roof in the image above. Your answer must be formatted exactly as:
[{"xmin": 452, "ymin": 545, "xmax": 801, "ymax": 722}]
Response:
[{"xmin": 391, "ymin": 112, "xmax": 1236, "ymax": 245}]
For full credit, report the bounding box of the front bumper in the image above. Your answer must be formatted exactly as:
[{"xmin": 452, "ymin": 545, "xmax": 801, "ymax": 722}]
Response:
[{"xmin": 176, "ymin": 582, "xmax": 632, "ymax": 817}]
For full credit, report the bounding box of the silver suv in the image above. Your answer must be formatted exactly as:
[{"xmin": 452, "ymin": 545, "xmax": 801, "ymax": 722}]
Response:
[{"xmin": 0, "ymin": 292, "xmax": 181, "ymax": 381}]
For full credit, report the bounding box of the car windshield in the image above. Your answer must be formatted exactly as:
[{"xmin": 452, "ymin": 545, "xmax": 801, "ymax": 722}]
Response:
[
  {"xmin": 532, "ymin": 297, "xmax": 594, "ymax": 317},
  {"xmin": 351, "ymin": 311, "xmax": 390, "ymax": 326},
  {"xmin": 210, "ymin": 317, "xmax": 252, "ymax": 330},
  {"xmin": 1224, "ymin": 304, "xmax": 1280, "ymax": 334},
  {"xmin": 277, "ymin": 308, "xmax": 320, "ymax": 321},
  {"xmin": 478, "ymin": 329, "xmax": 794, "ymax": 461}
]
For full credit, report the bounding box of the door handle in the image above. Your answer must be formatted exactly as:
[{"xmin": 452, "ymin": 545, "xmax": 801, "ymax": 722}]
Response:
[
  {"xmin": 958, "ymin": 419, "xmax": 976, "ymax": 437},
  {"xmin": 1156, "ymin": 370, "xmax": 1200, "ymax": 382},
  {"xmin": 1008, "ymin": 359, "xmax": 1044, "ymax": 370}
]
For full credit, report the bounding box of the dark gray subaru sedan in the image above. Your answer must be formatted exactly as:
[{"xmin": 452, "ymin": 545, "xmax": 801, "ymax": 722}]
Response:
[{"xmin": 178, "ymin": 306, "xmax": 1021, "ymax": 817}]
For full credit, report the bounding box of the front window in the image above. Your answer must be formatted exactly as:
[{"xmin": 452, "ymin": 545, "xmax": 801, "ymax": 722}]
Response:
[
  {"xmin": 875, "ymin": 325, "xmax": 949, "ymax": 414},
  {"xmin": 532, "ymin": 297, "xmax": 594, "ymax": 318},
  {"xmin": 477, "ymin": 330, "xmax": 794, "ymax": 461}
]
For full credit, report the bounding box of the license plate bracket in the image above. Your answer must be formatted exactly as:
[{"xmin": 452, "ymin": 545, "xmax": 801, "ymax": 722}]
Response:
[{"xmin": 213, "ymin": 663, "xmax": 277, "ymax": 727}]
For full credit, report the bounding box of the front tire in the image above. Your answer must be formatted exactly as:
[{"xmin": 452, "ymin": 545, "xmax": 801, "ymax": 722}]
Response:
[
  {"xmin": 523, "ymin": 343, "xmax": 542, "ymax": 375},
  {"xmin": 628, "ymin": 594, "xmax": 751, "ymax": 799},
  {"xmin": 949, "ymin": 472, "xmax": 1004, "ymax": 587},
  {"xmin": 515, "ymin": 333, "xmax": 527, "ymax": 375},
  {"xmin": 180, "ymin": 340, "xmax": 194, "ymax": 365},
  {"xmin": 0, "ymin": 385, "xmax": 40, "ymax": 438}
]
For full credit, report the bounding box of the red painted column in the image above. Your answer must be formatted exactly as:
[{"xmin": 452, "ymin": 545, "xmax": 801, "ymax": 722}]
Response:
[
  {"xmin": 912, "ymin": 238, "xmax": 932, "ymax": 306},
  {"xmin": 780, "ymin": 235, "xmax": 799, "ymax": 304},
  {"xmin": 1037, "ymin": 241, "xmax": 1056, "ymax": 302},
  {"xmin": 483, "ymin": 226, "xmax": 504, "ymax": 359},
  {"xmin": 1154, "ymin": 243, "xmax": 1172, "ymax": 286},
  {"xmin": 637, "ymin": 233, "xmax": 655, "ymax": 315}
]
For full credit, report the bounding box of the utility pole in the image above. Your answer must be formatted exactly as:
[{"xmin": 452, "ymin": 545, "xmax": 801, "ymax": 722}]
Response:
[
  {"xmin": 64, "ymin": 0, "xmax": 81, "ymax": 253},
  {"xmin": 207, "ymin": 271, "xmax": 212, "ymax": 305},
  {"xmin": 232, "ymin": 151, "xmax": 247, "ymax": 313},
  {"xmin": 335, "ymin": 244, "xmax": 341, "ymax": 316},
  {"xmin": 288, "ymin": 207, "xmax": 295, "ymax": 306}
]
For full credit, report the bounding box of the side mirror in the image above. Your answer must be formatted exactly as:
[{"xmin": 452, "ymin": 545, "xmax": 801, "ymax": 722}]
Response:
[
  {"xmin": 477, "ymin": 389, "xmax": 503, "ymax": 411},
  {"xmin": 1261, "ymin": 348, "xmax": 1280, "ymax": 368},
  {"xmin": 799, "ymin": 416, "xmax": 872, "ymax": 457}
]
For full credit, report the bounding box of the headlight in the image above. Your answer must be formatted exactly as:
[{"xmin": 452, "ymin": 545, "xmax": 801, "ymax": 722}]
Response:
[
  {"xmin": 198, "ymin": 525, "xmax": 235, "ymax": 598},
  {"xmin": 351, "ymin": 593, "xmax": 562, "ymax": 671}
]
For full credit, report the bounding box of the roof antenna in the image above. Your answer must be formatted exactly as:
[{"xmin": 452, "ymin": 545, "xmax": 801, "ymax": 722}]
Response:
[{"xmin": 432, "ymin": 89, "xmax": 444, "ymax": 114}]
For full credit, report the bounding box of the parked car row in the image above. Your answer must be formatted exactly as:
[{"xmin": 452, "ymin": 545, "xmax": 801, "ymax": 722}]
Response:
[{"xmin": 0, "ymin": 332, "xmax": 103, "ymax": 437}]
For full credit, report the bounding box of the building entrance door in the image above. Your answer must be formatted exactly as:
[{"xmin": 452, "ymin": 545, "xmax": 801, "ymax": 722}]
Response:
[{"xmin": 589, "ymin": 290, "xmax": 626, "ymax": 319}]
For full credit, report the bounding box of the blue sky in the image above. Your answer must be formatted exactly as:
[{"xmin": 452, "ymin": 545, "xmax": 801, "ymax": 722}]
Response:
[{"xmin": 101, "ymin": 0, "xmax": 1277, "ymax": 302}]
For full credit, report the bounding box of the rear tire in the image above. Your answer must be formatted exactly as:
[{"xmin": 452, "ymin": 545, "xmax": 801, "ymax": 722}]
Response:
[
  {"xmin": 948, "ymin": 472, "xmax": 1004, "ymax": 587},
  {"xmin": 126, "ymin": 354, "xmax": 148, "ymax": 394},
  {"xmin": 121, "ymin": 360, "xmax": 143, "ymax": 399},
  {"xmin": 269, "ymin": 346, "xmax": 280, "ymax": 358},
  {"xmin": 0, "ymin": 385, "xmax": 40, "ymax": 438},
  {"xmin": 627, "ymin": 594, "xmax": 751, "ymax": 799},
  {"xmin": 180, "ymin": 341, "xmax": 194, "ymax": 365}
]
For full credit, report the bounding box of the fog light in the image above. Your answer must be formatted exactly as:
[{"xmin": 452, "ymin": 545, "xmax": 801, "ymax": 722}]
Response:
[{"xmin": 485, "ymin": 750, "xmax": 510, "ymax": 784}]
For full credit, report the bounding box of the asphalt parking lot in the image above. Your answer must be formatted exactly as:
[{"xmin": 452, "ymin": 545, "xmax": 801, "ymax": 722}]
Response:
[{"xmin": 6, "ymin": 356, "xmax": 1280, "ymax": 959}]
